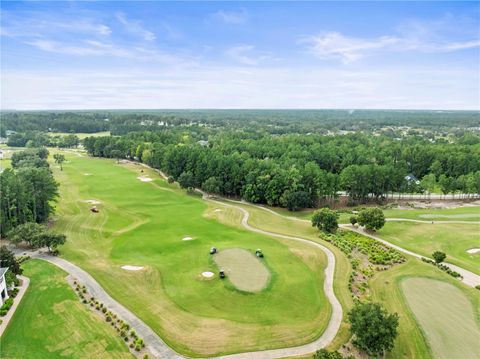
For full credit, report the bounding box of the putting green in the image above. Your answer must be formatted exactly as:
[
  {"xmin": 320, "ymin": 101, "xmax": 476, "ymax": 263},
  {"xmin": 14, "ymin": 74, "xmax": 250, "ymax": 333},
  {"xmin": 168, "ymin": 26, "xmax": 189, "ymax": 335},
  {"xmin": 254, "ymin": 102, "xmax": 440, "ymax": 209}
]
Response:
[
  {"xmin": 1, "ymin": 260, "xmax": 130, "ymax": 359},
  {"xmin": 401, "ymin": 278, "xmax": 480, "ymax": 359},
  {"xmin": 213, "ymin": 248, "xmax": 271, "ymax": 293},
  {"xmin": 51, "ymin": 153, "xmax": 330, "ymax": 356}
]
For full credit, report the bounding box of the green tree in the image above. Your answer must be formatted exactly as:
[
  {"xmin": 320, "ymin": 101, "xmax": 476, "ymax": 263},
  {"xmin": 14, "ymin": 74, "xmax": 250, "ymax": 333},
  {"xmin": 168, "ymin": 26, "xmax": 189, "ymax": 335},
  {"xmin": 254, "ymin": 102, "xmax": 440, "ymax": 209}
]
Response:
[
  {"xmin": 348, "ymin": 302, "xmax": 399, "ymax": 356},
  {"xmin": 432, "ymin": 251, "xmax": 446, "ymax": 263},
  {"xmin": 178, "ymin": 171, "xmax": 195, "ymax": 190},
  {"xmin": 311, "ymin": 208, "xmax": 339, "ymax": 233},
  {"xmin": 358, "ymin": 208, "xmax": 385, "ymax": 231},
  {"xmin": 0, "ymin": 246, "xmax": 23, "ymax": 275},
  {"xmin": 281, "ymin": 190, "xmax": 311, "ymax": 211},
  {"xmin": 349, "ymin": 216, "xmax": 357, "ymax": 226},
  {"xmin": 202, "ymin": 176, "xmax": 221, "ymax": 195},
  {"xmin": 36, "ymin": 232, "xmax": 67, "ymax": 253},
  {"xmin": 7, "ymin": 222, "xmax": 45, "ymax": 246},
  {"xmin": 312, "ymin": 349, "xmax": 344, "ymax": 359},
  {"xmin": 53, "ymin": 153, "xmax": 66, "ymax": 170}
]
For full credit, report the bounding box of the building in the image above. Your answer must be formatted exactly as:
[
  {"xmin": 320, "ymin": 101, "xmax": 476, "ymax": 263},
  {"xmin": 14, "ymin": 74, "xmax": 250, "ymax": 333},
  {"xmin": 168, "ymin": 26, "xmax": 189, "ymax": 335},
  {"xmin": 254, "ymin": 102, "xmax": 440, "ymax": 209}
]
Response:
[{"xmin": 0, "ymin": 267, "xmax": 9, "ymax": 306}]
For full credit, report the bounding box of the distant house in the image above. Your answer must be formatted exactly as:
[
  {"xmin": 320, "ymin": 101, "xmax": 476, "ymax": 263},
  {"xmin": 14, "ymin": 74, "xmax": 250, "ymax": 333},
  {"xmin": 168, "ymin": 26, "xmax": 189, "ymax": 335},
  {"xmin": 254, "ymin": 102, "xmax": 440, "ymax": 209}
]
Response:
[
  {"xmin": 5, "ymin": 130, "xmax": 16, "ymax": 136},
  {"xmin": 197, "ymin": 140, "xmax": 209, "ymax": 147},
  {"xmin": 405, "ymin": 174, "xmax": 420, "ymax": 185},
  {"xmin": 0, "ymin": 268, "xmax": 9, "ymax": 306}
]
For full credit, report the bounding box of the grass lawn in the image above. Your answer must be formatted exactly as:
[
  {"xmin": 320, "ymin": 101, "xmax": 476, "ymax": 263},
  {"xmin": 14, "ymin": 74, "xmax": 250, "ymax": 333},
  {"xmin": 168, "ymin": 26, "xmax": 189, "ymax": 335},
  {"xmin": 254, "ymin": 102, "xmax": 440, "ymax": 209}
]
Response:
[
  {"xmin": 369, "ymin": 259, "xmax": 480, "ymax": 359},
  {"xmin": 378, "ymin": 222, "xmax": 480, "ymax": 275},
  {"xmin": 401, "ymin": 278, "xmax": 480, "ymax": 359},
  {"xmin": 48, "ymin": 131, "xmax": 111, "ymax": 139},
  {"xmin": 0, "ymin": 260, "xmax": 131, "ymax": 359},
  {"xmin": 50, "ymin": 153, "xmax": 331, "ymax": 357},
  {"xmin": 383, "ymin": 206, "xmax": 480, "ymax": 221}
]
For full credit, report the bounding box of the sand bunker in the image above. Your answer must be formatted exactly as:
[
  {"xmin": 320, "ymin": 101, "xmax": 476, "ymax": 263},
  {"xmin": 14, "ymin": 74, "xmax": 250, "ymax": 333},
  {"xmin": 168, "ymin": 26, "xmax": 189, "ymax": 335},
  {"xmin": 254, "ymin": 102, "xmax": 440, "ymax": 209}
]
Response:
[
  {"xmin": 83, "ymin": 173, "xmax": 92, "ymax": 176},
  {"xmin": 121, "ymin": 265, "xmax": 144, "ymax": 271},
  {"xmin": 85, "ymin": 199, "xmax": 101, "ymax": 205},
  {"xmin": 466, "ymin": 248, "xmax": 480, "ymax": 254},
  {"xmin": 214, "ymin": 248, "xmax": 270, "ymax": 293},
  {"xmin": 182, "ymin": 236, "xmax": 194, "ymax": 241},
  {"xmin": 201, "ymin": 271, "xmax": 214, "ymax": 278},
  {"xmin": 137, "ymin": 176, "xmax": 153, "ymax": 182},
  {"xmin": 214, "ymin": 209, "xmax": 222, "ymax": 213}
]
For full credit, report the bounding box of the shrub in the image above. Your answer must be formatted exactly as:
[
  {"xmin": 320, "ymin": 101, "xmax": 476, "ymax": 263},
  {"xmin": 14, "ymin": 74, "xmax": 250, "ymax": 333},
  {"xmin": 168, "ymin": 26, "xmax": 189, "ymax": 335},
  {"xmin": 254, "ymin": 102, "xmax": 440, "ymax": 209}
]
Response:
[
  {"xmin": 106, "ymin": 316, "xmax": 112, "ymax": 322},
  {"xmin": 102, "ymin": 307, "xmax": 107, "ymax": 313},
  {"xmin": 475, "ymin": 285, "xmax": 480, "ymax": 290},
  {"xmin": 129, "ymin": 343, "xmax": 134, "ymax": 348}
]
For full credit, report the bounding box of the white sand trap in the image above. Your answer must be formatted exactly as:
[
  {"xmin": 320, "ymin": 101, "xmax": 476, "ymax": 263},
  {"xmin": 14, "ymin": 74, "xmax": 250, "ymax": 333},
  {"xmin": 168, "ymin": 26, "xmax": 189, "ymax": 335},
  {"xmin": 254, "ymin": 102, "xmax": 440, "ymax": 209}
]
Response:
[
  {"xmin": 182, "ymin": 236, "xmax": 194, "ymax": 241},
  {"xmin": 202, "ymin": 271, "xmax": 214, "ymax": 278},
  {"xmin": 83, "ymin": 173, "xmax": 92, "ymax": 176},
  {"xmin": 137, "ymin": 176, "xmax": 153, "ymax": 182},
  {"xmin": 121, "ymin": 265, "xmax": 144, "ymax": 271},
  {"xmin": 214, "ymin": 209, "xmax": 222, "ymax": 213},
  {"xmin": 466, "ymin": 248, "xmax": 480, "ymax": 254},
  {"xmin": 85, "ymin": 199, "xmax": 101, "ymax": 205}
]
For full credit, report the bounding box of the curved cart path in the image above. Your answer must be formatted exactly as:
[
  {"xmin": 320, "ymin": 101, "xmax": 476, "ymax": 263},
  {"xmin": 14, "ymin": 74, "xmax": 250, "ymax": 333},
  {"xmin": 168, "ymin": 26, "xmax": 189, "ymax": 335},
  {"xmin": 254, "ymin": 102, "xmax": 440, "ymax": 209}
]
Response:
[
  {"xmin": 28, "ymin": 194, "xmax": 343, "ymax": 359},
  {"xmin": 230, "ymin": 200, "xmax": 480, "ymax": 288}
]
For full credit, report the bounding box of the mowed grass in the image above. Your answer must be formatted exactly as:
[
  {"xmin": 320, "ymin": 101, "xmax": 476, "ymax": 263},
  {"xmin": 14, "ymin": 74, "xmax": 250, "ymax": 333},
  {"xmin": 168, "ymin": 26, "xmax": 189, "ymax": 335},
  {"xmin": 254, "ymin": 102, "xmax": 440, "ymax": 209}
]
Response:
[
  {"xmin": 49, "ymin": 131, "xmax": 111, "ymax": 139},
  {"xmin": 378, "ymin": 221, "xmax": 480, "ymax": 274},
  {"xmin": 51, "ymin": 154, "xmax": 330, "ymax": 356},
  {"xmin": 369, "ymin": 258, "xmax": 480, "ymax": 359},
  {"xmin": 213, "ymin": 248, "xmax": 271, "ymax": 293},
  {"xmin": 1, "ymin": 260, "xmax": 131, "ymax": 359},
  {"xmin": 384, "ymin": 205, "xmax": 480, "ymax": 221},
  {"xmin": 401, "ymin": 278, "xmax": 480, "ymax": 359}
]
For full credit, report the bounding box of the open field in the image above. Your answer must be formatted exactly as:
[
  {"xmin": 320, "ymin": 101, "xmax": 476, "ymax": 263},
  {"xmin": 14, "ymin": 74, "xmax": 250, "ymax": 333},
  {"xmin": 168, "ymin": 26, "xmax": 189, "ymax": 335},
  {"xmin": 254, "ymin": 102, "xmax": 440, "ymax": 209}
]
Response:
[
  {"xmin": 0, "ymin": 260, "xmax": 131, "ymax": 359},
  {"xmin": 50, "ymin": 152, "xmax": 331, "ymax": 357},
  {"xmin": 369, "ymin": 258, "xmax": 480, "ymax": 359},
  {"xmin": 401, "ymin": 278, "xmax": 480, "ymax": 359},
  {"xmin": 383, "ymin": 205, "xmax": 480, "ymax": 222},
  {"xmin": 378, "ymin": 222, "xmax": 480, "ymax": 275},
  {"xmin": 48, "ymin": 131, "xmax": 111, "ymax": 139}
]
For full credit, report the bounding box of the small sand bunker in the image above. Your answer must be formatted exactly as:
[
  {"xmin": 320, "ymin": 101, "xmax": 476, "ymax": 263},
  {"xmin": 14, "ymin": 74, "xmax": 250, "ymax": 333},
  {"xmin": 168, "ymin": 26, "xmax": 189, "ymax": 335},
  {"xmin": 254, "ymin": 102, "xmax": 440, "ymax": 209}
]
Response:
[
  {"xmin": 466, "ymin": 248, "xmax": 480, "ymax": 254},
  {"xmin": 137, "ymin": 176, "xmax": 153, "ymax": 182},
  {"xmin": 182, "ymin": 236, "xmax": 194, "ymax": 241},
  {"xmin": 121, "ymin": 265, "xmax": 144, "ymax": 271},
  {"xmin": 85, "ymin": 199, "xmax": 101, "ymax": 205},
  {"xmin": 214, "ymin": 209, "xmax": 222, "ymax": 213},
  {"xmin": 83, "ymin": 173, "xmax": 92, "ymax": 176},
  {"xmin": 202, "ymin": 271, "xmax": 214, "ymax": 278}
]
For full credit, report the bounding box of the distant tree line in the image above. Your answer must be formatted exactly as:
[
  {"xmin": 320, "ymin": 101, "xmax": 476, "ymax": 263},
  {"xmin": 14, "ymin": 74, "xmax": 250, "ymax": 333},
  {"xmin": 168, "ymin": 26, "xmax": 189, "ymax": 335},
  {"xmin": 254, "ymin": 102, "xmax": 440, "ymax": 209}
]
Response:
[
  {"xmin": 7, "ymin": 131, "xmax": 79, "ymax": 148},
  {"xmin": 82, "ymin": 130, "xmax": 480, "ymax": 209},
  {"xmin": 0, "ymin": 148, "xmax": 58, "ymax": 236}
]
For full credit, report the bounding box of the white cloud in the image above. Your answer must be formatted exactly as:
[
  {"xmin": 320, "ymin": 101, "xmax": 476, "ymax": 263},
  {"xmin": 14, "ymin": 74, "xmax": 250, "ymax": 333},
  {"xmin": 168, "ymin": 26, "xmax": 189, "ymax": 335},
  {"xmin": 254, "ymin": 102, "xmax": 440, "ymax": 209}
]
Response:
[
  {"xmin": 225, "ymin": 45, "xmax": 270, "ymax": 65},
  {"xmin": 2, "ymin": 66, "xmax": 478, "ymax": 110},
  {"xmin": 304, "ymin": 24, "xmax": 480, "ymax": 63},
  {"xmin": 116, "ymin": 12, "xmax": 156, "ymax": 41},
  {"xmin": 212, "ymin": 9, "xmax": 248, "ymax": 25}
]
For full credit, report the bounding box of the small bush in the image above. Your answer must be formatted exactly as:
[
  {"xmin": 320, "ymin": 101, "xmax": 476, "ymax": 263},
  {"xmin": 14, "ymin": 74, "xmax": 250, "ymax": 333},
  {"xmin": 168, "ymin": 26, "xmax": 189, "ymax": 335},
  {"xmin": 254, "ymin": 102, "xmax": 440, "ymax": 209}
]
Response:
[
  {"xmin": 102, "ymin": 307, "xmax": 107, "ymax": 313},
  {"xmin": 106, "ymin": 316, "xmax": 112, "ymax": 322},
  {"xmin": 475, "ymin": 285, "xmax": 480, "ymax": 290}
]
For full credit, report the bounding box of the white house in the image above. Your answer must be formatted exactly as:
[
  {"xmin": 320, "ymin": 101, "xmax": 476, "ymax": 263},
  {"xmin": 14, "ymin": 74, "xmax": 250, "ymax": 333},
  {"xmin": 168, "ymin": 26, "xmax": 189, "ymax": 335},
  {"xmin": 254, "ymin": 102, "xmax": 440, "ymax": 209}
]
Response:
[{"xmin": 0, "ymin": 268, "xmax": 9, "ymax": 306}]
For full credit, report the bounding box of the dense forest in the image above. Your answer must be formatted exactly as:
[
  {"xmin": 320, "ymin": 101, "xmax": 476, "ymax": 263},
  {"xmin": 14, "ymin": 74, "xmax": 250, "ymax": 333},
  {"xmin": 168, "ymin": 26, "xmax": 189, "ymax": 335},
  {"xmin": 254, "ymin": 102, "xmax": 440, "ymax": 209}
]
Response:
[
  {"xmin": 2, "ymin": 110, "xmax": 479, "ymax": 210},
  {"xmin": 2, "ymin": 109, "xmax": 479, "ymax": 136},
  {"xmin": 0, "ymin": 148, "xmax": 58, "ymax": 236}
]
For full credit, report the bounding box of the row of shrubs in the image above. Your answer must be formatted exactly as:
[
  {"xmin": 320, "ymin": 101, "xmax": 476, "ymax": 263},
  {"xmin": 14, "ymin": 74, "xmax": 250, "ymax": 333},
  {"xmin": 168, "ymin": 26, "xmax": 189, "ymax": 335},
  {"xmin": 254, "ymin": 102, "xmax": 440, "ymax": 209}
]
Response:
[
  {"xmin": 323, "ymin": 231, "xmax": 405, "ymax": 265},
  {"xmin": 0, "ymin": 298, "xmax": 14, "ymax": 316},
  {"xmin": 420, "ymin": 258, "xmax": 462, "ymax": 278},
  {"xmin": 72, "ymin": 280, "xmax": 149, "ymax": 357}
]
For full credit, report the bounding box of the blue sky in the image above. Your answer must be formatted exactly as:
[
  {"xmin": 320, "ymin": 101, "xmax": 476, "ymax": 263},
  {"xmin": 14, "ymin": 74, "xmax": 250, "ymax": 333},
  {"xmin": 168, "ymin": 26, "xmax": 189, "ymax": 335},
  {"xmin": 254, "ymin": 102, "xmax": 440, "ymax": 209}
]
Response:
[{"xmin": 1, "ymin": 1, "xmax": 479, "ymax": 110}]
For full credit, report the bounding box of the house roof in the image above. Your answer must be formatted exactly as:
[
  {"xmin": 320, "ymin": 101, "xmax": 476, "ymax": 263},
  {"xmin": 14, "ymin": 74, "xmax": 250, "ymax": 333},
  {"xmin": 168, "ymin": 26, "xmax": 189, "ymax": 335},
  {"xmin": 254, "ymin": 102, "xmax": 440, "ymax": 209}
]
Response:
[{"xmin": 0, "ymin": 267, "xmax": 8, "ymax": 277}]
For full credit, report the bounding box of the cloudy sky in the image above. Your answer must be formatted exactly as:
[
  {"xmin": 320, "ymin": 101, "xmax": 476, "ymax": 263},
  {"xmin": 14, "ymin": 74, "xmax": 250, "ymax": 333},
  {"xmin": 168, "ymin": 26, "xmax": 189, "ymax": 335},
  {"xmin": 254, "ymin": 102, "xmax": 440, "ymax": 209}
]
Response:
[{"xmin": 1, "ymin": 1, "xmax": 479, "ymax": 110}]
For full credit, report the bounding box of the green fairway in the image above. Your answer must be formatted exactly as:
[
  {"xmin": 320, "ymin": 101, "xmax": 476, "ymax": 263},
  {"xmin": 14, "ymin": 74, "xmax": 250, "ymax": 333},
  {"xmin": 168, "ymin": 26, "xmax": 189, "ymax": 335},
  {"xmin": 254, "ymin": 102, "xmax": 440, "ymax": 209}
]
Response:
[
  {"xmin": 49, "ymin": 131, "xmax": 111, "ymax": 139},
  {"xmin": 0, "ymin": 260, "xmax": 131, "ymax": 359},
  {"xmin": 383, "ymin": 206, "xmax": 480, "ymax": 222},
  {"xmin": 51, "ymin": 154, "xmax": 331, "ymax": 356},
  {"xmin": 401, "ymin": 278, "xmax": 480, "ymax": 359},
  {"xmin": 369, "ymin": 258, "xmax": 480, "ymax": 359},
  {"xmin": 378, "ymin": 221, "xmax": 480, "ymax": 274}
]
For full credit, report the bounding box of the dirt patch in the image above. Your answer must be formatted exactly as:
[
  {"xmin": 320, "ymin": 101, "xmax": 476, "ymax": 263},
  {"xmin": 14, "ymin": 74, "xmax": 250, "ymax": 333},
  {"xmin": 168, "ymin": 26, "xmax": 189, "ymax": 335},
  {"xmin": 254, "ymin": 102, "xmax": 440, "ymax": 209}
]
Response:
[
  {"xmin": 214, "ymin": 209, "xmax": 222, "ymax": 213},
  {"xmin": 213, "ymin": 248, "xmax": 270, "ymax": 293},
  {"xmin": 137, "ymin": 176, "xmax": 153, "ymax": 182},
  {"xmin": 397, "ymin": 200, "xmax": 480, "ymax": 210},
  {"xmin": 121, "ymin": 265, "xmax": 144, "ymax": 271},
  {"xmin": 466, "ymin": 248, "xmax": 480, "ymax": 254}
]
